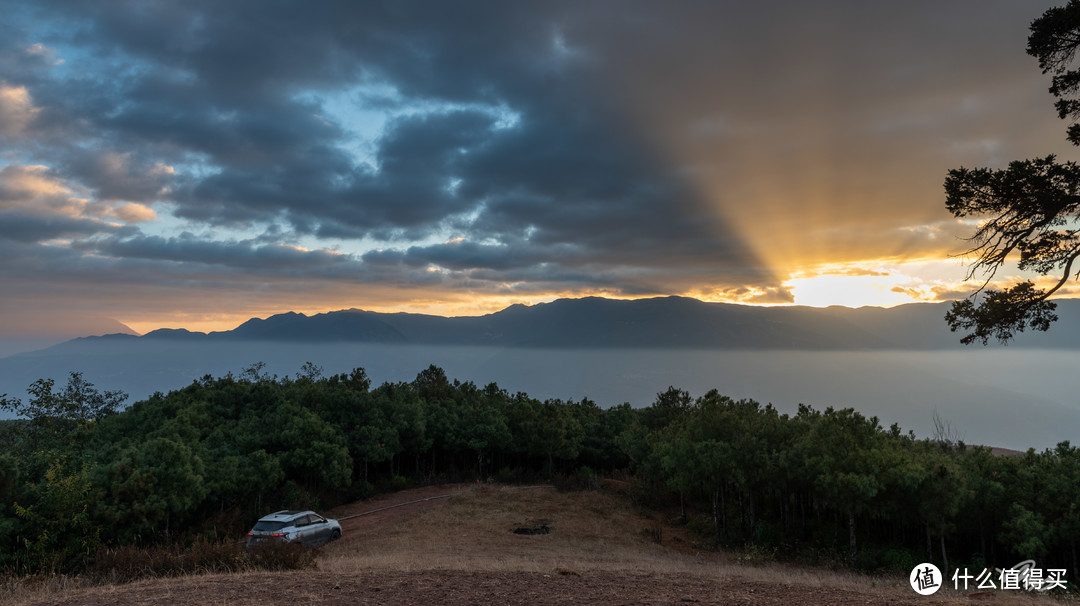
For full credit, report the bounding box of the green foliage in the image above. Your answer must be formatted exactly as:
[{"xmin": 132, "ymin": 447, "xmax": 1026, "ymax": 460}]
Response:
[
  {"xmin": 98, "ymin": 437, "xmax": 208, "ymax": 543},
  {"xmin": 878, "ymin": 548, "xmax": 918, "ymax": 573},
  {"xmin": 271, "ymin": 403, "xmax": 352, "ymax": 491},
  {"xmin": 944, "ymin": 2, "xmax": 1080, "ymax": 344},
  {"xmin": 4, "ymin": 361, "xmax": 1080, "ymax": 579},
  {"xmin": 1001, "ymin": 503, "xmax": 1049, "ymax": 561},
  {"xmin": 1, "ymin": 372, "xmax": 126, "ymax": 424},
  {"xmin": 798, "ymin": 408, "xmax": 884, "ymax": 513},
  {"xmin": 14, "ymin": 463, "xmax": 101, "ymax": 574},
  {"xmin": 0, "ymin": 372, "xmax": 127, "ymax": 454}
]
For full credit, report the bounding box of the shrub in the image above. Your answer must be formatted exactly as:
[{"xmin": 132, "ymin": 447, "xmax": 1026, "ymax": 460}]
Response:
[
  {"xmin": 91, "ymin": 539, "xmax": 315, "ymax": 583},
  {"xmin": 553, "ymin": 467, "xmax": 600, "ymax": 492},
  {"xmin": 244, "ymin": 540, "xmax": 317, "ymax": 572},
  {"xmin": 878, "ymin": 547, "xmax": 917, "ymax": 573}
]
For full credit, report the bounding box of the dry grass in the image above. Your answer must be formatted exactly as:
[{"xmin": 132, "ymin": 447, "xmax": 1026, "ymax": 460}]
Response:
[
  {"xmin": 321, "ymin": 483, "xmax": 698, "ymax": 574},
  {"xmin": 6, "ymin": 484, "xmax": 1076, "ymax": 605},
  {"xmin": 2, "ymin": 574, "xmax": 94, "ymax": 605},
  {"xmin": 316, "ymin": 484, "xmax": 1070, "ymax": 605}
]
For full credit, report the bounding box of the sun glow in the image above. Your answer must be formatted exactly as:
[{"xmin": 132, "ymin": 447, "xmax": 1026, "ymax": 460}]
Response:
[
  {"xmin": 785, "ymin": 273, "xmax": 921, "ymax": 307},
  {"xmin": 782, "ymin": 259, "xmax": 969, "ymax": 308}
]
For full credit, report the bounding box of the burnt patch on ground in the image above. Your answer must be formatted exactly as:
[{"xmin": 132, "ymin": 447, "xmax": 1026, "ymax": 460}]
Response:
[{"xmin": 511, "ymin": 519, "xmax": 552, "ymax": 535}]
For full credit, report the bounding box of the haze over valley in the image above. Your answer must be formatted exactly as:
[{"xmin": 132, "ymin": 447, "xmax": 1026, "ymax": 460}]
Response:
[{"xmin": 4, "ymin": 296, "xmax": 1078, "ymax": 452}]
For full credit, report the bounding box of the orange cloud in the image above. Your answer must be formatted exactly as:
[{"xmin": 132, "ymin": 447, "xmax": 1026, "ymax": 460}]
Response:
[
  {"xmin": 107, "ymin": 202, "xmax": 158, "ymax": 223},
  {"xmin": 0, "ymin": 164, "xmax": 157, "ymax": 224},
  {"xmin": 0, "ymin": 84, "xmax": 40, "ymax": 137},
  {"xmin": 0, "ymin": 164, "xmax": 86, "ymax": 216}
]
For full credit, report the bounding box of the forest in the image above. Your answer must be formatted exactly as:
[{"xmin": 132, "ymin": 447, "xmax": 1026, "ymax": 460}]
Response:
[{"xmin": 0, "ymin": 363, "xmax": 1078, "ymax": 583}]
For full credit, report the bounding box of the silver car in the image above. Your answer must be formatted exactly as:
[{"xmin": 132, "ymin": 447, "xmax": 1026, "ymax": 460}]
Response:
[{"xmin": 246, "ymin": 510, "xmax": 342, "ymax": 547}]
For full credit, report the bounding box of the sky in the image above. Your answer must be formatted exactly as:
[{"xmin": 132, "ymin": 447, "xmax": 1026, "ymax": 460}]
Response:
[{"xmin": 1, "ymin": 0, "xmax": 1078, "ymax": 339}]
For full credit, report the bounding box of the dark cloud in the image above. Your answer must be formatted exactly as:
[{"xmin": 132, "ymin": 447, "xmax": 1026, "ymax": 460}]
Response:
[
  {"xmin": 0, "ymin": 211, "xmax": 112, "ymax": 243},
  {"xmin": 0, "ymin": 0, "xmax": 1068, "ymax": 327},
  {"xmin": 60, "ymin": 150, "xmax": 175, "ymax": 203},
  {"xmin": 85, "ymin": 234, "xmax": 350, "ymax": 272}
]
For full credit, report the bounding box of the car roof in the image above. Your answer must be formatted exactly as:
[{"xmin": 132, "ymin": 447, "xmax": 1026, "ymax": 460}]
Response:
[{"xmin": 258, "ymin": 509, "xmax": 316, "ymax": 522}]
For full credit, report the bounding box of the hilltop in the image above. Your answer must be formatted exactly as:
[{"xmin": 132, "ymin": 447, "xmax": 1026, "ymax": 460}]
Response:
[
  {"xmin": 9, "ymin": 484, "xmax": 1054, "ymax": 606},
  {"xmin": 45, "ymin": 296, "xmax": 1080, "ymax": 351}
]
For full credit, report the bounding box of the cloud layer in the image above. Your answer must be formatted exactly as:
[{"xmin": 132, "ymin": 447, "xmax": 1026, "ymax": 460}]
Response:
[{"xmin": 0, "ymin": 0, "xmax": 1071, "ymax": 333}]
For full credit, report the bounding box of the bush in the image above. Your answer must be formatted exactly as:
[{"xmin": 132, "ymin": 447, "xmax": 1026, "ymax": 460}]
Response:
[
  {"xmin": 553, "ymin": 467, "xmax": 600, "ymax": 492},
  {"xmin": 244, "ymin": 540, "xmax": 317, "ymax": 572},
  {"xmin": 495, "ymin": 466, "xmax": 526, "ymax": 484},
  {"xmin": 91, "ymin": 539, "xmax": 315, "ymax": 583},
  {"xmin": 736, "ymin": 542, "xmax": 777, "ymax": 565},
  {"xmin": 878, "ymin": 547, "xmax": 918, "ymax": 573},
  {"xmin": 753, "ymin": 520, "xmax": 777, "ymax": 549},
  {"xmin": 384, "ymin": 475, "xmax": 408, "ymax": 491},
  {"xmin": 350, "ymin": 480, "xmax": 375, "ymax": 501}
]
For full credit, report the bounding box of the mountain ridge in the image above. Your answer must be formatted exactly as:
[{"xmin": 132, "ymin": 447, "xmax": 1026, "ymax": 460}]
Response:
[
  {"xmin": 5, "ymin": 296, "xmax": 1080, "ymax": 448},
  {"xmin": 42, "ymin": 295, "xmax": 1080, "ymax": 352}
]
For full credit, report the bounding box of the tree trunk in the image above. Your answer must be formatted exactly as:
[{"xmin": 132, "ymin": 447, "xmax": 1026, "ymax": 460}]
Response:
[
  {"xmin": 738, "ymin": 490, "xmax": 745, "ymax": 539},
  {"xmin": 712, "ymin": 486, "xmax": 722, "ymax": 549},
  {"xmin": 940, "ymin": 530, "xmax": 949, "ymax": 575},
  {"xmin": 721, "ymin": 484, "xmax": 727, "ymax": 533},
  {"xmin": 748, "ymin": 485, "xmax": 757, "ymax": 544},
  {"xmin": 979, "ymin": 517, "xmax": 986, "ymax": 561},
  {"xmin": 848, "ymin": 509, "xmax": 857, "ymax": 568},
  {"xmin": 780, "ymin": 489, "xmax": 787, "ymax": 534},
  {"xmin": 800, "ymin": 492, "xmax": 807, "ymax": 539},
  {"xmin": 925, "ymin": 522, "xmax": 932, "ymax": 562},
  {"xmin": 833, "ymin": 509, "xmax": 838, "ymax": 548},
  {"xmin": 1072, "ymin": 539, "xmax": 1078, "ymax": 583}
]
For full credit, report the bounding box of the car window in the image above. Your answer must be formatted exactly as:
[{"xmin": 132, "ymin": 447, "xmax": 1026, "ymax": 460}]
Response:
[
  {"xmin": 252, "ymin": 520, "xmax": 288, "ymax": 532},
  {"xmin": 294, "ymin": 515, "xmax": 310, "ymax": 527},
  {"xmin": 311, "ymin": 514, "xmax": 326, "ymax": 524}
]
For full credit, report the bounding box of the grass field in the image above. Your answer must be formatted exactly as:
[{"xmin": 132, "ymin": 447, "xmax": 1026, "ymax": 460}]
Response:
[{"xmin": 7, "ymin": 483, "xmax": 1075, "ymax": 605}]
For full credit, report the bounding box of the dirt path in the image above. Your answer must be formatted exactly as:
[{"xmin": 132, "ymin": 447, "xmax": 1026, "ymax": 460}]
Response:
[
  {"xmin": 327, "ymin": 484, "xmax": 456, "ymax": 538},
  {"xmin": 25, "ymin": 569, "xmax": 930, "ymax": 606}
]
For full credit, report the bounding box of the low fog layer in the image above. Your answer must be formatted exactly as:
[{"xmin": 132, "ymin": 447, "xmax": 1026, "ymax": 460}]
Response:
[{"xmin": 1, "ymin": 341, "xmax": 1075, "ymax": 452}]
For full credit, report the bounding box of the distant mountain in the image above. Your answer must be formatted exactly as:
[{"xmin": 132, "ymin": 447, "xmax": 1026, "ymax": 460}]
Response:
[
  {"xmin": 0, "ymin": 316, "xmax": 138, "ymax": 358},
  {"xmin": 74, "ymin": 295, "xmax": 1080, "ymax": 351},
  {"xmin": 5, "ymin": 297, "xmax": 1080, "ymax": 451}
]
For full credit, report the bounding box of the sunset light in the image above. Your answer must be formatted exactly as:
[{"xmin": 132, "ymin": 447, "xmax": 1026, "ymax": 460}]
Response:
[
  {"xmin": 785, "ymin": 272, "xmax": 921, "ymax": 308},
  {"xmin": 11, "ymin": 4, "xmax": 1080, "ymax": 597},
  {"xmin": 781, "ymin": 260, "xmax": 966, "ymax": 308},
  {"xmin": 0, "ymin": 1, "xmax": 1076, "ymax": 339}
]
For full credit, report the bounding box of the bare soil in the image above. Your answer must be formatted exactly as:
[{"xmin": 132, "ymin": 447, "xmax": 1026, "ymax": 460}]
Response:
[
  {"xmin": 25, "ymin": 569, "xmax": 924, "ymax": 606},
  {"xmin": 14, "ymin": 485, "xmax": 1071, "ymax": 606}
]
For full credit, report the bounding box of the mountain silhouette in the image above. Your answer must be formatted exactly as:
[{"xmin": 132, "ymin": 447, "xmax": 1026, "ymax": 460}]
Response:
[
  {"xmin": 66, "ymin": 295, "xmax": 1080, "ymax": 350},
  {"xmin": 4, "ymin": 296, "xmax": 1080, "ymax": 440}
]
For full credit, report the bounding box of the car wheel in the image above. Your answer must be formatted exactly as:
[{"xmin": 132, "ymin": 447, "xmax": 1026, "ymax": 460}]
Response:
[{"xmin": 331, "ymin": 529, "xmax": 341, "ymax": 542}]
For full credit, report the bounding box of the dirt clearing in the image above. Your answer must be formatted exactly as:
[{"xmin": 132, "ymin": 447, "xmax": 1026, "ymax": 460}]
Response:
[{"xmin": 13, "ymin": 484, "xmax": 1069, "ymax": 606}]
